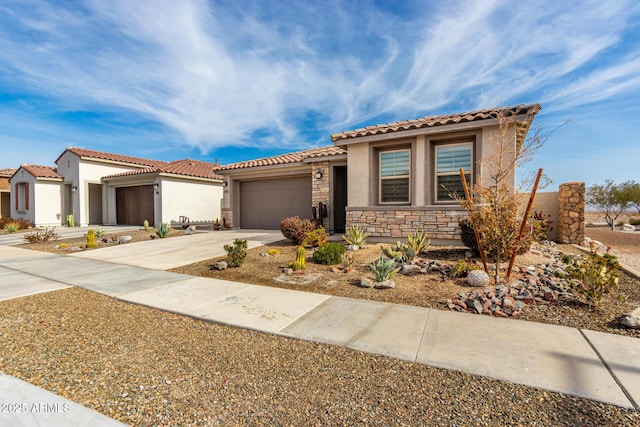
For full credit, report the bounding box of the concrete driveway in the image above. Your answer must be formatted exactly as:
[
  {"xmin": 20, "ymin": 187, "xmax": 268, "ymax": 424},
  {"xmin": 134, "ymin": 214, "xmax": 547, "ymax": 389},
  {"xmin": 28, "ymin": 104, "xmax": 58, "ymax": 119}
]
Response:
[{"xmin": 68, "ymin": 229, "xmax": 284, "ymax": 270}]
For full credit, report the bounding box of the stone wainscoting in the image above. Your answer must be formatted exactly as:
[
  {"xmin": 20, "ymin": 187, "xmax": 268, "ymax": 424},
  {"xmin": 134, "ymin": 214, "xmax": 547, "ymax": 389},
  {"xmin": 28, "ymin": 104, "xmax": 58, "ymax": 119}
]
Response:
[
  {"xmin": 346, "ymin": 207, "xmax": 468, "ymax": 240},
  {"xmin": 557, "ymin": 182, "xmax": 585, "ymax": 245}
]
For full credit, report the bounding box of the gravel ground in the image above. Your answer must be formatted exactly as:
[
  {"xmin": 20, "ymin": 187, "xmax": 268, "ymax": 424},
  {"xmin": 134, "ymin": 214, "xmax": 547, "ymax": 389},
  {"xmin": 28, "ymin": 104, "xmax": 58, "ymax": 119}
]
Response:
[{"xmin": 1, "ymin": 287, "xmax": 638, "ymax": 426}]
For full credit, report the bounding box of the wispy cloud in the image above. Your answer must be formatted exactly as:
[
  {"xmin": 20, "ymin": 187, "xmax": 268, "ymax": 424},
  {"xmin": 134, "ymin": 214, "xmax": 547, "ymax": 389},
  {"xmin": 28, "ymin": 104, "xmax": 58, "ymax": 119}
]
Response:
[{"xmin": 0, "ymin": 0, "xmax": 638, "ymax": 156}]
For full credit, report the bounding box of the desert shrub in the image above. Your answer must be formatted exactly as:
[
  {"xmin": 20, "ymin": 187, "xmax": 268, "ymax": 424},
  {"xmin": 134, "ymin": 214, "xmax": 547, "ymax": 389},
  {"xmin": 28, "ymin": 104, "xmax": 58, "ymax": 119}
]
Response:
[
  {"xmin": 23, "ymin": 227, "xmax": 59, "ymax": 243},
  {"xmin": 288, "ymin": 246, "xmax": 307, "ymax": 270},
  {"xmin": 224, "ymin": 239, "xmax": 248, "ymax": 267},
  {"xmin": 312, "ymin": 243, "xmax": 346, "ymax": 265},
  {"xmin": 155, "ymin": 223, "xmax": 170, "ymax": 238},
  {"xmin": 341, "ymin": 251, "xmax": 355, "ymax": 269},
  {"xmin": 406, "ymin": 230, "xmax": 430, "ymax": 255},
  {"xmin": 280, "ymin": 216, "xmax": 318, "ymax": 245},
  {"xmin": 302, "ymin": 227, "xmax": 328, "ymax": 247},
  {"xmin": 370, "ymin": 255, "xmax": 398, "ymax": 282},
  {"xmin": 629, "ymin": 217, "xmax": 640, "ymax": 226},
  {"xmin": 0, "ymin": 217, "xmax": 32, "ymax": 230},
  {"xmin": 451, "ymin": 259, "xmax": 482, "ymax": 278},
  {"xmin": 382, "ymin": 242, "xmax": 415, "ymax": 263},
  {"xmin": 343, "ymin": 224, "xmax": 370, "ymax": 247},
  {"xmin": 529, "ymin": 210, "xmax": 553, "ymax": 242},
  {"xmin": 559, "ymin": 243, "xmax": 621, "ymax": 307}
]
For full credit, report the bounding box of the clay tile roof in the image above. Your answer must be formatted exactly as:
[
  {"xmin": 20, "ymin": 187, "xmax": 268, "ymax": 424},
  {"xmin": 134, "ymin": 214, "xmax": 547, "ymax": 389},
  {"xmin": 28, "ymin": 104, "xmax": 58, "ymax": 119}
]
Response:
[
  {"xmin": 330, "ymin": 104, "xmax": 542, "ymax": 142},
  {"xmin": 102, "ymin": 159, "xmax": 223, "ymax": 180},
  {"xmin": 215, "ymin": 146, "xmax": 347, "ymax": 172},
  {"xmin": 20, "ymin": 164, "xmax": 62, "ymax": 179},
  {"xmin": 56, "ymin": 147, "xmax": 167, "ymax": 168},
  {"xmin": 0, "ymin": 168, "xmax": 17, "ymax": 177}
]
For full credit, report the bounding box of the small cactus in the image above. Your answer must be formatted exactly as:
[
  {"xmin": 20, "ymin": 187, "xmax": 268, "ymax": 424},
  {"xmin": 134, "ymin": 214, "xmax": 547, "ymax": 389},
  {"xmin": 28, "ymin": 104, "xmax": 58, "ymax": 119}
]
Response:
[
  {"xmin": 86, "ymin": 229, "xmax": 97, "ymax": 248},
  {"xmin": 143, "ymin": 219, "xmax": 150, "ymax": 231},
  {"xmin": 288, "ymin": 246, "xmax": 306, "ymax": 270}
]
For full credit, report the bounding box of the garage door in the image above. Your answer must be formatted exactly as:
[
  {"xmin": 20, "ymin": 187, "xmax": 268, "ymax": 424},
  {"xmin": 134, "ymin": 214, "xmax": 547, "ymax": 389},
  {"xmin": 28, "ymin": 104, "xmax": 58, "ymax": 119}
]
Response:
[
  {"xmin": 116, "ymin": 185, "xmax": 154, "ymax": 226},
  {"xmin": 240, "ymin": 176, "xmax": 311, "ymax": 229}
]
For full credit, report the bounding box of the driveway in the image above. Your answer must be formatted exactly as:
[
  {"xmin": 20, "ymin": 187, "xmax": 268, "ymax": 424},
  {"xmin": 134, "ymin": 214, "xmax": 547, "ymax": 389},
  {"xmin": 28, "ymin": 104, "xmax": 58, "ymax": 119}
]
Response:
[{"xmin": 68, "ymin": 229, "xmax": 284, "ymax": 270}]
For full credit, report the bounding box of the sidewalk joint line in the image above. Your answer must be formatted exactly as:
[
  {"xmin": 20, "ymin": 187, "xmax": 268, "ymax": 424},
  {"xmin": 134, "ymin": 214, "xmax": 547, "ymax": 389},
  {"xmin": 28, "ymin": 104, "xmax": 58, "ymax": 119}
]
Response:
[
  {"xmin": 579, "ymin": 328, "xmax": 638, "ymax": 410},
  {"xmin": 414, "ymin": 307, "xmax": 431, "ymax": 362}
]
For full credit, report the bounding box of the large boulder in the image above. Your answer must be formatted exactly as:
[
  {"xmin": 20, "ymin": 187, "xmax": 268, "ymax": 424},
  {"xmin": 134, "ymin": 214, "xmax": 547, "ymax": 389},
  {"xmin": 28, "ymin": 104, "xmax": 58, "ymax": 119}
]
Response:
[
  {"xmin": 467, "ymin": 270, "xmax": 490, "ymax": 287},
  {"xmin": 619, "ymin": 308, "xmax": 640, "ymax": 329}
]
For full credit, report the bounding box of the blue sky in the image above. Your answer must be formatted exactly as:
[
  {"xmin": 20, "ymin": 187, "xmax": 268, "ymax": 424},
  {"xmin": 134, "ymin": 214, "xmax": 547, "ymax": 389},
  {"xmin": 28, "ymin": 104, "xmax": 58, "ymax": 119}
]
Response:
[{"xmin": 1, "ymin": 0, "xmax": 639, "ymax": 190}]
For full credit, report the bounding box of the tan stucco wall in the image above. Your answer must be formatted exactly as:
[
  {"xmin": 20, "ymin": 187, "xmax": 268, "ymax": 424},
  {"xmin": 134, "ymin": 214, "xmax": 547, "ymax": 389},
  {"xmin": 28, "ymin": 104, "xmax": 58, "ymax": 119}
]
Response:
[
  {"xmin": 346, "ymin": 143, "xmax": 370, "ymax": 206},
  {"xmin": 160, "ymin": 177, "xmax": 222, "ymax": 224},
  {"xmin": 518, "ymin": 190, "xmax": 560, "ymax": 241}
]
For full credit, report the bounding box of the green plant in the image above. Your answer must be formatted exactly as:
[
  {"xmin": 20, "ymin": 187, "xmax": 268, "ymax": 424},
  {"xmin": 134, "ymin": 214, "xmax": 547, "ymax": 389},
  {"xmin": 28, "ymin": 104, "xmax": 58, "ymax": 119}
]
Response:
[
  {"xmin": 559, "ymin": 243, "xmax": 621, "ymax": 307},
  {"xmin": 312, "ymin": 242, "xmax": 346, "ymax": 265},
  {"xmin": 382, "ymin": 242, "xmax": 416, "ymax": 263},
  {"xmin": 86, "ymin": 229, "xmax": 97, "ymax": 248},
  {"xmin": 528, "ymin": 210, "xmax": 553, "ymax": 242},
  {"xmin": 451, "ymin": 259, "xmax": 482, "ymax": 278},
  {"xmin": 0, "ymin": 217, "xmax": 32, "ymax": 230},
  {"xmin": 94, "ymin": 228, "xmax": 106, "ymax": 237},
  {"xmin": 369, "ymin": 255, "xmax": 398, "ymax": 282},
  {"xmin": 224, "ymin": 239, "xmax": 248, "ymax": 267},
  {"xmin": 155, "ymin": 223, "xmax": 170, "ymax": 238},
  {"xmin": 143, "ymin": 219, "xmax": 150, "ymax": 231},
  {"xmin": 343, "ymin": 224, "xmax": 370, "ymax": 247},
  {"xmin": 280, "ymin": 216, "xmax": 318, "ymax": 245},
  {"xmin": 66, "ymin": 215, "xmax": 75, "ymax": 227},
  {"xmin": 288, "ymin": 246, "xmax": 306, "ymax": 270},
  {"xmin": 23, "ymin": 227, "xmax": 59, "ymax": 243},
  {"xmin": 406, "ymin": 230, "xmax": 430, "ymax": 255},
  {"xmin": 629, "ymin": 217, "xmax": 640, "ymax": 226},
  {"xmin": 302, "ymin": 227, "xmax": 328, "ymax": 247},
  {"xmin": 268, "ymin": 249, "xmax": 280, "ymax": 255},
  {"xmin": 5, "ymin": 222, "xmax": 20, "ymax": 233}
]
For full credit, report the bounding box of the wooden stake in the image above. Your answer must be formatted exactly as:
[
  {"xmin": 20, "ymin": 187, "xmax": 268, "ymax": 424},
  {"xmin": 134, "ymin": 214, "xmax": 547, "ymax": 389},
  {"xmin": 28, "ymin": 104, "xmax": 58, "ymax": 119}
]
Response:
[
  {"xmin": 506, "ymin": 168, "xmax": 543, "ymax": 280},
  {"xmin": 460, "ymin": 168, "xmax": 488, "ymax": 273}
]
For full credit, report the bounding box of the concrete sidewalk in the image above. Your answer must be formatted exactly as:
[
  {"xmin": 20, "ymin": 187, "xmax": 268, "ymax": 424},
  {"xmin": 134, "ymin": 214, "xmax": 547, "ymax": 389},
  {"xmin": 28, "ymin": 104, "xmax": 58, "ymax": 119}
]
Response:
[{"xmin": 1, "ymin": 244, "xmax": 639, "ymax": 415}]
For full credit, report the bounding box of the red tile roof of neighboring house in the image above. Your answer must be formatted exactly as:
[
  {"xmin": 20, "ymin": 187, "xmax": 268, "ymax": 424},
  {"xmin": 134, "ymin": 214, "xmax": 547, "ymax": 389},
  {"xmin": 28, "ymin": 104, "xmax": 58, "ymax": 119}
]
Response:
[
  {"xmin": 55, "ymin": 147, "xmax": 167, "ymax": 168},
  {"xmin": 19, "ymin": 165, "xmax": 62, "ymax": 179},
  {"xmin": 103, "ymin": 159, "xmax": 223, "ymax": 180},
  {"xmin": 0, "ymin": 168, "xmax": 17, "ymax": 177},
  {"xmin": 215, "ymin": 146, "xmax": 347, "ymax": 172},
  {"xmin": 330, "ymin": 104, "xmax": 542, "ymax": 142}
]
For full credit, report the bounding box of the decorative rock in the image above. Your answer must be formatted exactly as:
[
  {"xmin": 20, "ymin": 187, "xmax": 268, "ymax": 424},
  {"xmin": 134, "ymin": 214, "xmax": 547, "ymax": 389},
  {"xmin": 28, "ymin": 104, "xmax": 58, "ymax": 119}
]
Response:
[
  {"xmin": 400, "ymin": 264, "xmax": 423, "ymax": 276},
  {"xmin": 212, "ymin": 261, "xmax": 227, "ymax": 270},
  {"xmin": 466, "ymin": 298, "xmax": 483, "ymax": 314},
  {"xmin": 619, "ymin": 308, "xmax": 640, "ymax": 329},
  {"xmin": 622, "ymin": 223, "xmax": 636, "ymax": 232},
  {"xmin": 259, "ymin": 252, "xmax": 268, "ymax": 257},
  {"xmin": 514, "ymin": 301, "xmax": 526, "ymax": 311},
  {"xmin": 346, "ymin": 245, "xmax": 360, "ymax": 251},
  {"xmin": 118, "ymin": 235, "xmax": 132, "ymax": 244},
  {"xmin": 374, "ymin": 280, "xmax": 396, "ymax": 290},
  {"xmin": 330, "ymin": 267, "xmax": 341, "ymax": 273},
  {"xmin": 467, "ymin": 270, "xmax": 490, "ymax": 287},
  {"xmin": 292, "ymin": 269, "xmax": 304, "ymax": 275},
  {"xmin": 283, "ymin": 268, "xmax": 294, "ymax": 275},
  {"xmin": 359, "ymin": 277, "xmax": 374, "ymax": 288}
]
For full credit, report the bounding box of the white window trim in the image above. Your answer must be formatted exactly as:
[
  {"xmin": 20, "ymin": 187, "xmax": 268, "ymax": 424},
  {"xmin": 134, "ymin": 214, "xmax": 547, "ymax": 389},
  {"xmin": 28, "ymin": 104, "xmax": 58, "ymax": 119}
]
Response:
[
  {"xmin": 435, "ymin": 142, "xmax": 473, "ymax": 203},
  {"xmin": 379, "ymin": 148, "xmax": 411, "ymax": 204}
]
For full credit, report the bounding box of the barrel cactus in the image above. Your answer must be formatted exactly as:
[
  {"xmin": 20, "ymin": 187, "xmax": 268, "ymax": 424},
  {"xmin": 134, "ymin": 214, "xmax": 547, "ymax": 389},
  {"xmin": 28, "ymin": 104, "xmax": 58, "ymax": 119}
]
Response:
[
  {"xmin": 289, "ymin": 246, "xmax": 306, "ymax": 271},
  {"xmin": 86, "ymin": 229, "xmax": 97, "ymax": 248}
]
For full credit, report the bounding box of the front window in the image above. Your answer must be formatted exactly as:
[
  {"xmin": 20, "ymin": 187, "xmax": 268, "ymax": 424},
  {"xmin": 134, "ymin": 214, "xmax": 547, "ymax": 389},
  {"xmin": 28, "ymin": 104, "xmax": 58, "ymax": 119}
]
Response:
[
  {"xmin": 435, "ymin": 143, "xmax": 472, "ymax": 201},
  {"xmin": 379, "ymin": 149, "xmax": 410, "ymax": 203}
]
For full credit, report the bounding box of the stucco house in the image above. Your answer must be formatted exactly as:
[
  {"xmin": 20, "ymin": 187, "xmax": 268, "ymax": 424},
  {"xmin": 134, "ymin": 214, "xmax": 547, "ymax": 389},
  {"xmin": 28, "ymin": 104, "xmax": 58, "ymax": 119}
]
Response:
[
  {"xmin": 218, "ymin": 104, "xmax": 541, "ymax": 241},
  {"xmin": 0, "ymin": 168, "xmax": 16, "ymax": 218},
  {"xmin": 10, "ymin": 148, "xmax": 223, "ymax": 227}
]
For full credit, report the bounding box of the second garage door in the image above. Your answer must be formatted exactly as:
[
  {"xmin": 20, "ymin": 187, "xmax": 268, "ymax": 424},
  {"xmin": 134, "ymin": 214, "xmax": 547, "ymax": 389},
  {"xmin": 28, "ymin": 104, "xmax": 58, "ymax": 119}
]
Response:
[
  {"xmin": 116, "ymin": 185, "xmax": 154, "ymax": 226},
  {"xmin": 240, "ymin": 176, "xmax": 311, "ymax": 229}
]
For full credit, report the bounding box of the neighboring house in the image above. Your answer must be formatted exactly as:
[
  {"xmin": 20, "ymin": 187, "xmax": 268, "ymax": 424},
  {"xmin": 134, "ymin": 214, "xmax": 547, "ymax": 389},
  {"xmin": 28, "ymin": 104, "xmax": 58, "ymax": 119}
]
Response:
[
  {"xmin": 0, "ymin": 168, "xmax": 16, "ymax": 218},
  {"xmin": 10, "ymin": 148, "xmax": 223, "ymax": 227},
  {"xmin": 218, "ymin": 104, "xmax": 541, "ymax": 241}
]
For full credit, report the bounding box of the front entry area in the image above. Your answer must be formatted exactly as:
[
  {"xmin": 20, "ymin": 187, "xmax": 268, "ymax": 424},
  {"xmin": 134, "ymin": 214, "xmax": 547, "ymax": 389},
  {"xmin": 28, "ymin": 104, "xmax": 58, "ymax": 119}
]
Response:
[{"xmin": 116, "ymin": 185, "xmax": 154, "ymax": 226}]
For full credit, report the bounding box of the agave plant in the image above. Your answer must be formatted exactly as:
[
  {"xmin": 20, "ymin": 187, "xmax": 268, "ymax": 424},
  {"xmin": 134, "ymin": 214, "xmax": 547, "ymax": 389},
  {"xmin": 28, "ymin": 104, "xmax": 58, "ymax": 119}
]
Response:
[
  {"xmin": 407, "ymin": 230, "xmax": 430, "ymax": 255},
  {"xmin": 155, "ymin": 223, "xmax": 171, "ymax": 238},
  {"xmin": 382, "ymin": 241, "xmax": 416, "ymax": 263},
  {"xmin": 343, "ymin": 224, "xmax": 370, "ymax": 247},
  {"xmin": 370, "ymin": 254, "xmax": 398, "ymax": 282}
]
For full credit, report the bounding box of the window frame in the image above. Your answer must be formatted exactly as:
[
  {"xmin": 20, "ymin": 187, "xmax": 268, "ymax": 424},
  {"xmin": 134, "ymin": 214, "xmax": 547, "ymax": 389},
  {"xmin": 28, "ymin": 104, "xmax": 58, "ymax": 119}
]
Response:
[
  {"xmin": 434, "ymin": 142, "xmax": 473, "ymax": 203},
  {"xmin": 378, "ymin": 148, "xmax": 411, "ymax": 204}
]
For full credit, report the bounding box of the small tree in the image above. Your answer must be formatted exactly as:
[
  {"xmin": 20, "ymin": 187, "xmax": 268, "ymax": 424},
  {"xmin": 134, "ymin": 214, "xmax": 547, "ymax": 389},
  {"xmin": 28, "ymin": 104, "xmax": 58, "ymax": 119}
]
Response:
[
  {"xmin": 458, "ymin": 108, "xmax": 562, "ymax": 283},
  {"xmin": 586, "ymin": 180, "xmax": 631, "ymax": 230},
  {"xmin": 620, "ymin": 180, "xmax": 640, "ymax": 216}
]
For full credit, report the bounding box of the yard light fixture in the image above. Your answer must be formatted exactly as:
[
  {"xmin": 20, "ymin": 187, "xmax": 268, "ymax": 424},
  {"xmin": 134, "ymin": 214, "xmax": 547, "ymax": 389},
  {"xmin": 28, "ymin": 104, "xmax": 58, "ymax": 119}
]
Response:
[
  {"xmin": 222, "ymin": 179, "xmax": 228, "ymax": 187},
  {"xmin": 153, "ymin": 182, "xmax": 160, "ymax": 191},
  {"xmin": 315, "ymin": 170, "xmax": 323, "ymax": 180},
  {"xmin": 71, "ymin": 185, "xmax": 77, "ymax": 192}
]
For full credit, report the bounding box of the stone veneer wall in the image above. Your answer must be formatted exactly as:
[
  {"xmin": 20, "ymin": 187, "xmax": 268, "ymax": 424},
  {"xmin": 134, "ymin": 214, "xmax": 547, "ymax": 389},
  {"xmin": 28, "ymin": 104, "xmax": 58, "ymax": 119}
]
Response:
[
  {"xmin": 311, "ymin": 161, "xmax": 330, "ymax": 229},
  {"xmin": 221, "ymin": 208, "xmax": 233, "ymax": 229},
  {"xmin": 346, "ymin": 207, "xmax": 468, "ymax": 239},
  {"xmin": 557, "ymin": 182, "xmax": 585, "ymax": 245}
]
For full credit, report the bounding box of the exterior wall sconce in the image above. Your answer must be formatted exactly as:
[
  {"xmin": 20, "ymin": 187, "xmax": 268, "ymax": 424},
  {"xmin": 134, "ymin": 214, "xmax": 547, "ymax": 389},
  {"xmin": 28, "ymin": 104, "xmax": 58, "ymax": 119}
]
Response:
[
  {"xmin": 153, "ymin": 182, "xmax": 160, "ymax": 191},
  {"xmin": 222, "ymin": 179, "xmax": 228, "ymax": 187},
  {"xmin": 315, "ymin": 170, "xmax": 323, "ymax": 180},
  {"xmin": 71, "ymin": 185, "xmax": 78, "ymax": 192}
]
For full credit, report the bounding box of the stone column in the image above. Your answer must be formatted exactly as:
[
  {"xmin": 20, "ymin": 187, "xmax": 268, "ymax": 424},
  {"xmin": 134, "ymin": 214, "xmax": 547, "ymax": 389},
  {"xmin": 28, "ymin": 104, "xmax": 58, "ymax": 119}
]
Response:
[
  {"xmin": 558, "ymin": 182, "xmax": 585, "ymax": 245},
  {"xmin": 311, "ymin": 161, "xmax": 330, "ymax": 229}
]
